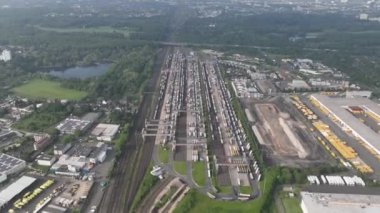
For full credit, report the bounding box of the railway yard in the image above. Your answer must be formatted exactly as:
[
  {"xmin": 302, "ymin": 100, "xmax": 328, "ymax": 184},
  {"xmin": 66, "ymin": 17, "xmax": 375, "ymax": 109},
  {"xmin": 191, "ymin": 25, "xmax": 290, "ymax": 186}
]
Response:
[
  {"xmin": 2, "ymin": 1, "xmax": 380, "ymax": 212},
  {"xmin": 132, "ymin": 48, "xmax": 380, "ymax": 211},
  {"xmin": 144, "ymin": 47, "xmax": 261, "ymax": 209},
  {"xmin": 3, "ymin": 47, "xmax": 380, "ymax": 213}
]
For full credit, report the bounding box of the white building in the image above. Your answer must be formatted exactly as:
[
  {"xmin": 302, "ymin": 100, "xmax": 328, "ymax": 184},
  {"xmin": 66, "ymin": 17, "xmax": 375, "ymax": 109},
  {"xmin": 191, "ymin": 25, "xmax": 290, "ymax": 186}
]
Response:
[
  {"xmin": 89, "ymin": 143, "xmax": 107, "ymax": 163},
  {"xmin": 289, "ymin": 80, "xmax": 310, "ymax": 89},
  {"xmin": 0, "ymin": 173, "xmax": 6, "ymax": 184},
  {"xmin": 52, "ymin": 155, "xmax": 86, "ymax": 172},
  {"xmin": 301, "ymin": 191, "xmax": 380, "ymax": 213},
  {"xmin": 345, "ymin": 90, "xmax": 372, "ymax": 99},
  {"xmin": 36, "ymin": 154, "xmax": 57, "ymax": 166},
  {"xmin": 359, "ymin": 13, "xmax": 369, "ymax": 20},
  {"xmin": 0, "ymin": 49, "xmax": 11, "ymax": 62},
  {"xmin": 91, "ymin": 123, "xmax": 120, "ymax": 142}
]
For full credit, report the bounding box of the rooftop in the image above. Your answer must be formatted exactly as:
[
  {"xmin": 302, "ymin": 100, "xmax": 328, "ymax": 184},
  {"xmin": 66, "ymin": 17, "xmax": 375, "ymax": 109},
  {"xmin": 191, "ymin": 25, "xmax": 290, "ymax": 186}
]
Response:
[
  {"xmin": 56, "ymin": 117, "xmax": 91, "ymax": 134},
  {"xmin": 301, "ymin": 191, "xmax": 380, "ymax": 213},
  {"xmin": 91, "ymin": 123, "xmax": 120, "ymax": 137},
  {"xmin": 67, "ymin": 144, "xmax": 94, "ymax": 158},
  {"xmin": 0, "ymin": 153, "xmax": 25, "ymax": 174},
  {"xmin": 36, "ymin": 153, "xmax": 55, "ymax": 161},
  {"xmin": 311, "ymin": 94, "xmax": 380, "ymax": 154},
  {"xmin": 0, "ymin": 176, "xmax": 36, "ymax": 207}
]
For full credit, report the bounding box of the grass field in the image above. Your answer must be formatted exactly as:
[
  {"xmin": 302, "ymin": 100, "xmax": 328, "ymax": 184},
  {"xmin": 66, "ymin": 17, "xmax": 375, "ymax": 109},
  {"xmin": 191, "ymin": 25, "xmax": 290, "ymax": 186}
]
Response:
[
  {"xmin": 35, "ymin": 25, "xmax": 132, "ymax": 37},
  {"xmin": 131, "ymin": 165, "xmax": 159, "ymax": 211},
  {"xmin": 192, "ymin": 162, "xmax": 206, "ymax": 186},
  {"xmin": 174, "ymin": 169, "xmax": 278, "ymax": 213},
  {"xmin": 13, "ymin": 79, "xmax": 87, "ymax": 100},
  {"xmin": 239, "ymin": 186, "xmax": 252, "ymax": 195},
  {"xmin": 218, "ymin": 186, "xmax": 232, "ymax": 194},
  {"xmin": 158, "ymin": 146, "xmax": 169, "ymax": 164},
  {"xmin": 281, "ymin": 197, "xmax": 302, "ymax": 213},
  {"xmin": 174, "ymin": 161, "xmax": 187, "ymax": 175}
]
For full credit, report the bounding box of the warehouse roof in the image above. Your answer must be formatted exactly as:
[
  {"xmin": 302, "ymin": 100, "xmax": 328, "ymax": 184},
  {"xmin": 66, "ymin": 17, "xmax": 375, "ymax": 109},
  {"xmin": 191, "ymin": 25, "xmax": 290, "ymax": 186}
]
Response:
[
  {"xmin": 0, "ymin": 153, "xmax": 25, "ymax": 174},
  {"xmin": 310, "ymin": 94, "xmax": 380, "ymax": 155},
  {"xmin": 91, "ymin": 123, "xmax": 120, "ymax": 137},
  {"xmin": 56, "ymin": 117, "xmax": 91, "ymax": 134},
  {"xmin": 301, "ymin": 191, "xmax": 380, "ymax": 213},
  {"xmin": 0, "ymin": 176, "xmax": 36, "ymax": 207}
]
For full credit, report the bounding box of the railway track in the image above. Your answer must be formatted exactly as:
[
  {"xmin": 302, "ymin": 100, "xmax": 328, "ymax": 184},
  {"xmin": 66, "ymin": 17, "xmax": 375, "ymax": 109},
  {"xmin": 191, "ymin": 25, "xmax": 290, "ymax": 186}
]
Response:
[
  {"xmin": 98, "ymin": 48, "xmax": 167, "ymax": 213},
  {"xmin": 136, "ymin": 177, "xmax": 175, "ymax": 213}
]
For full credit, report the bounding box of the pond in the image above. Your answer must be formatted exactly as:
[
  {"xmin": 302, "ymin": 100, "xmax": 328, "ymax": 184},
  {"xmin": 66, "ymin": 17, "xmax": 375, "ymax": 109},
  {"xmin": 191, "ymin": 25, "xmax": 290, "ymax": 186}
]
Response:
[{"xmin": 49, "ymin": 63, "xmax": 111, "ymax": 79}]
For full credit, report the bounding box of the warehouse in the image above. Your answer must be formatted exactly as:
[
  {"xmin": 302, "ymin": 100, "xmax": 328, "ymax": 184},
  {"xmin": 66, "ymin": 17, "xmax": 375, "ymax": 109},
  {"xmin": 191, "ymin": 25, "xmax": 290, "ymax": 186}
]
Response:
[
  {"xmin": 0, "ymin": 176, "xmax": 36, "ymax": 209},
  {"xmin": 91, "ymin": 123, "xmax": 120, "ymax": 142},
  {"xmin": 0, "ymin": 153, "xmax": 26, "ymax": 176},
  {"xmin": 36, "ymin": 154, "xmax": 57, "ymax": 166},
  {"xmin": 310, "ymin": 94, "xmax": 380, "ymax": 155},
  {"xmin": 56, "ymin": 117, "xmax": 91, "ymax": 135},
  {"xmin": 301, "ymin": 191, "xmax": 380, "ymax": 213},
  {"xmin": 33, "ymin": 134, "xmax": 51, "ymax": 151},
  {"xmin": 54, "ymin": 143, "xmax": 72, "ymax": 155}
]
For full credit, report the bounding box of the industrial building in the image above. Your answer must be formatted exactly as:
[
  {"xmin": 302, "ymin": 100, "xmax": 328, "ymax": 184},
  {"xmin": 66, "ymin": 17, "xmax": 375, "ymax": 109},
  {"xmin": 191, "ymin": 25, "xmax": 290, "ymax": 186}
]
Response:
[
  {"xmin": 0, "ymin": 174, "xmax": 6, "ymax": 184},
  {"xmin": 52, "ymin": 143, "xmax": 107, "ymax": 176},
  {"xmin": 0, "ymin": 49, "xmax": 11, "ymax": 62},
  {"xmin": 91, "ymin": 123, "xmax": 120, "ymax": 142},
  {"xmin": 231, "ymin": 78, "xmax": 263, "ymax": 98},
  {"xmin": 36, "ymin": 154, "xmax": 57, "ymax": 166},
  {"xmin": 345, "ymin": 90, "xmax": 373, "ymax": 98},
  {"xmin": 0, "ymin": 129, "xmax": 14, "ymax": 140},
  {"xmin": 33, "ymin": 134, "xmax": 51, "ymax": 151},
  {"xmin": 56, "ymin": 117, "xmax": 92, "ymax": 135},
  {"xmin": 301, "ymin": 191, "xmax": 380, "ymax": 213},
  {"xmin": 54, "ymin": 143, "xmax": 72, "ymax": 155},
  {"xmin": 0, "ymin": 176, "xmax": 36, "ymax": 209},
  {"xmin": 0, "ymin": 153, "xmax": 26, "ymax": 176},
  {"xmin": 310, "ymin": 94, "xmax": 380, "ymax": 155},
  {"xmin": 288, "ymin": 79, "xmax": 310, "ymax": 89},
  {"xmin": 0, "ymin": 129, "xmax": 16, "ymax": 149}
]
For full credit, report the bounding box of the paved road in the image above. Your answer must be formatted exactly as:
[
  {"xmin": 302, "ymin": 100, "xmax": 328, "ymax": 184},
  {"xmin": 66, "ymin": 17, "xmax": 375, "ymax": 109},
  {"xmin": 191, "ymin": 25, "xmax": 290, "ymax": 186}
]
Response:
[{"xmin": 154, "ymin": 41, "xmax": 338, "ymax": 53}]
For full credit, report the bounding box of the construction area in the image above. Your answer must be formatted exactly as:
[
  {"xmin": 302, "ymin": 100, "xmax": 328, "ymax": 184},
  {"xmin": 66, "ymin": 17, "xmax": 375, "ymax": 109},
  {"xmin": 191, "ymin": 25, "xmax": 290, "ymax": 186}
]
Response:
[{"xmin": 250, "ymin": 97, "xmax": 328, "ymax": 167}]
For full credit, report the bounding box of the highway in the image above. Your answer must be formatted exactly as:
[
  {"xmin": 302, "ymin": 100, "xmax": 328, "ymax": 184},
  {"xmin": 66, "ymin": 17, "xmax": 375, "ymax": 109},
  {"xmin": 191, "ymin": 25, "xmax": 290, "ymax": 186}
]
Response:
[{"xmin": 153, "ymin": 41, "xmax": 338, "ymax": 52}]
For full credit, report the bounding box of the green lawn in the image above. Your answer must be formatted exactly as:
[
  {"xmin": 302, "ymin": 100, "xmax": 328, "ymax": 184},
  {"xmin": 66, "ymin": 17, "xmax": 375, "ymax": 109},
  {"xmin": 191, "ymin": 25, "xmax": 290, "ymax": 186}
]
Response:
[
  {"xmin": 131, "ymin": 165, "xmax": 159, "ymax": 211},
  {"xmin": 217, "ymin": 186, "xmax": 232, "ymax": 194},
  {"xmin": 158, "ymin": 146, "xmax": 169, "ymax": 164},
  {"xmin": 174, "ymin": 169, "xmax": 278, "ymax": 213},
  {"xmin": 239, "ymin": 186, "xmax": 252, "ymax": 195},
  {"xmin": 192, "ymin": 162, "xmax": 206, "ymax": 186},
  {"xmin": 32, "ymin": 163, "xmax": 50, "ymax": 174},
  {"xmin": 281, "ymin": 197, "xmax": 302, "ymax": 213},
  {"xmin": 174, "ymin": 161, "xmax": 187, "ymax": 175},
  {"xmin": 35, "ymin": 25, "xmax": 132, "ymax": 37},
  {"xmin": 13, "ymin": 79, "xmax": 87, "ymax": 100}
]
